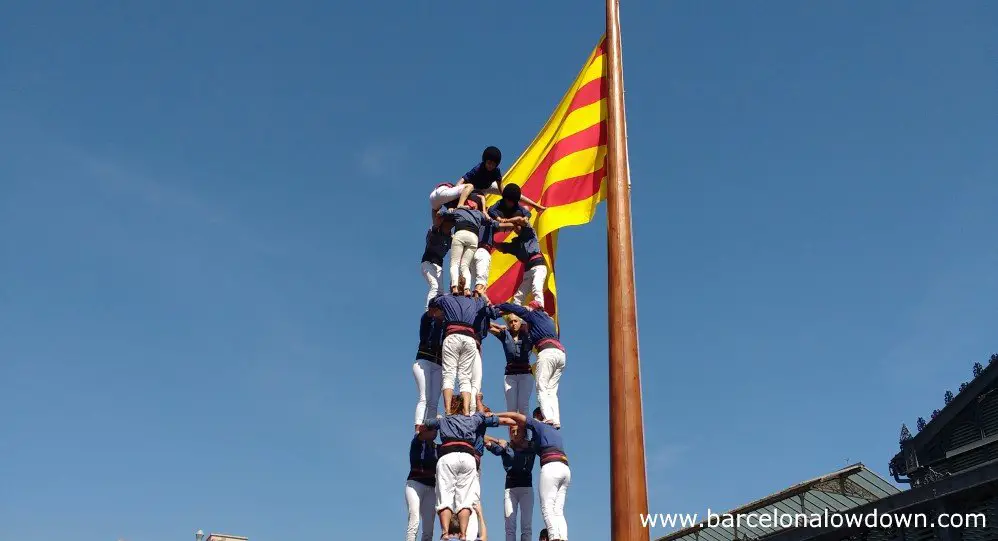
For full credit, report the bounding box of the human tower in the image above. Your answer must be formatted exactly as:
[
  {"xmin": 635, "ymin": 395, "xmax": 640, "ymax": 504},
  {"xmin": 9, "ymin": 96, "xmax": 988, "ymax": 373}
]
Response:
[{"xmin": 405, "ymin": 146, "xmax": 571, "ymax": 541}]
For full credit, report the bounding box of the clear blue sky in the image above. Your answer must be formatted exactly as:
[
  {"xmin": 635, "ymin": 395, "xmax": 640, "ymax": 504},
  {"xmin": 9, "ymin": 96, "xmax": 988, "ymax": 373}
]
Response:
[{"xmin": 2, "ymin": 2, "xmax": 997, "ymax": 540}]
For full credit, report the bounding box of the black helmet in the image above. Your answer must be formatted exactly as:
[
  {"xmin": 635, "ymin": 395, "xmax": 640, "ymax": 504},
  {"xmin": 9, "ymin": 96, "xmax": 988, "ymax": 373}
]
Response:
[
  {"xmin": 502, "ymin": 183, "xmax": 521, "ymax": 201},
  {"xmin": 482, "ymin": 146, "xmax": 502, "ymax": 165}
]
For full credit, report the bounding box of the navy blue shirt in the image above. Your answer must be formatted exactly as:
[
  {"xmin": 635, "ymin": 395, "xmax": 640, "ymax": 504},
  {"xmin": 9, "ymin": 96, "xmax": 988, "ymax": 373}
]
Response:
[
  {"xmin": 430, "ymin": 294, "xmax": 500, "ymax": 342},
  {"xmin": 478, "ymin": 218, "xmax": 496, "ymax": 250},
  {"xmin": 425, "ymin": 412, "xmax": 501, "ymax": 455},
  {"xmin": 421, "ymin": 226, "xmax": 451, "ymax": 266},
  {"xmin": 526, "ymin": 417, "xmax": 568, "ymax": 466},
  {"xmin": 438, "ymin": 206, "xmax": 490, "ymax": 237},
  {"xmin": 495, "ymin": 328, "xmax": 532, "ymax": 375},
  {"xmin": 487, "ymin": 441, "xmax": 536, "ymax": 488},
  {"xmin": 408, "ymin": 434, "xmax": 438, "ymax": 486},
  {"xmin": 463, "ymin": 162, "xmax": 502, "ymax": 191},
  {"xmin": 495, "ymin": 225, "xmax": 543, "ymax": 269},
  {"xmin": 488, "ymin": 200, "xmax": 531, "ymax": 221},
  {"xmin": 496, "ymin": 303, "xmax": 560, "ymax": 347},
  {"xmin": 416, "ymin": 311, "xmax": 444, "ymax": 364}
]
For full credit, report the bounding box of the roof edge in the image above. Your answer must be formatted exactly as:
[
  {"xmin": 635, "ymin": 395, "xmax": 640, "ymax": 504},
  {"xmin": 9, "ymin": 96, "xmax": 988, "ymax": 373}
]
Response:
[{"xmin": 654, "ymin": 464, "xmax": 877, "ymax": 541}]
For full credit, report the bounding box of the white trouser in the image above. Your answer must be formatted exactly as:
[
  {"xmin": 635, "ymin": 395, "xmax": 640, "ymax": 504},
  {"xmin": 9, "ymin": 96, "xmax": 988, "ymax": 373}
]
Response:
[
  {"xmin": 467, "ymin": 511, "xmax": 478, "ymax": 541},
  {"xmin": 535, "ymin": 348, "xmax": 566, "ymax": 425},
  {"xmin": 471, "ymin": 247, "xmax": 491, "ymax": 290},
  {"xmin": 470, "ymin": 347, "xmax": 482, "ymax": 411},
  {"xmin": 421, "ymin": 261, "xmax": 443, "ymax": 309},
  {"xmin": 412, "ymin": 359, "xmax": 443, "ymax": 425},
  {"xmin": 513, "ymin": 264, "xmax": 547, "ymax": 307},
  {"xmin": 465, "ymin": 469, "xmax": 482, "ymax": 540},
  {"xmin": 429, "ymin": 184, "xmax": 466, "ymax": 210},
  {"xmin": 441, "ymin": 334, "xmax": 477, "ymax": 394},
  {"xmin": 539, "ymin": 462, "xmax": 571, "ymax": 540},
  {"xmin": 504, "ymin": 373, "xmax": 533, "ymax": 414},
  {"xmin": 449, "ymin": 230, "xmax": 479, "ymax": 291},
  {"xmin": 504, "ymin": 486, "xmax": 533, "ymax": 541},
  {"xmin": 435, "ymin": 452, "xmax": 477, "ymax": 512},
  {"xmin": 405, "ymin": 479, "xmax": 436, "ymax": 541}
]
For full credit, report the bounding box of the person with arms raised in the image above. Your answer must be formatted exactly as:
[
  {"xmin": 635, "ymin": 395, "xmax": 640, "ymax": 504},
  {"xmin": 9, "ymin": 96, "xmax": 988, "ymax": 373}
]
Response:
[
  {"xmin": 484, "ymin": 425, "xmax": 536, "ymax": 541},
  {"xmin": 471, "ymin": 186, "xmax": 527, "ymax": 297},
  {"xmin": 418, "ymin": 396, "xmax": 511, "ymax": 541},
  {"xmin": 494, "ymin": 301, "xmax": 565, "ymax": 428},
  {"xmin": 496, "ymin": 408, "xmax": 570, "ymax": 541},
  {"xmin": 492, "ymin": 221, "xmax": 547, "ymax": 309}
]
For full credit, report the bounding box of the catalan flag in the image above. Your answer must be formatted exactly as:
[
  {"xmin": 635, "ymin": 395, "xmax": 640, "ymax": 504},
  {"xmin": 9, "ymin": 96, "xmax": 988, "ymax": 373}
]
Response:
[{"xmin": 485, "ymin": 36, "xmax": 608, "ymax": 325}]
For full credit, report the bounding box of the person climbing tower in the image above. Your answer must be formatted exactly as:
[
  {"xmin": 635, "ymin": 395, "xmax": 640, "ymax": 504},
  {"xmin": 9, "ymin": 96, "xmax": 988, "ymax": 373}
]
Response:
[
  {"xmin": 437, "ymin": 199, "xmax": 494, "ymax": 297},
  {"xmin": 428, "ymin": 293, "xmax": 501, "ymax": 415},
  {"xmin": 492, "ymin": 201, "xmax": 547, "ymax": 308},
  {"xmin": 495, "ymin": 301, "xmax": 565, "ymax": 428}
]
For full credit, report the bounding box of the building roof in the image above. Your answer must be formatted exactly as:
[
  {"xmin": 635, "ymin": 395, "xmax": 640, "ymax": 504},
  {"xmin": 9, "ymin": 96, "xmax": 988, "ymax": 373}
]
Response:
[
  {"xmin": 889, "ymin": 356, "xmax": 998, "ymax": 481},
  {"xmin": 654, "ymin": 464, "xmax": 900, "ymax": 541}
]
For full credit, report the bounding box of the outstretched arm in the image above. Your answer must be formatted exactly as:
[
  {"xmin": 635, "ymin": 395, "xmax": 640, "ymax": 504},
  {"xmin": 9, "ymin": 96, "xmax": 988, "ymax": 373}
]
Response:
[
  {"xmin": 489, "ymin": 322, "xmax": 507, "ymax": 337},
  {"xmin": 474, "ymin": 502, "xmax": 488, "ymax": 541},
  {"xmin": 495, "ymin": 303, "xmax": 529, "ymax": 319},
  {"xmin": 496, "ymin": 411, "xmax": 528, "ymax": 427},
  {"xmin": 518, "ymin": 193, "xmax": 546, "ymax": 212}
]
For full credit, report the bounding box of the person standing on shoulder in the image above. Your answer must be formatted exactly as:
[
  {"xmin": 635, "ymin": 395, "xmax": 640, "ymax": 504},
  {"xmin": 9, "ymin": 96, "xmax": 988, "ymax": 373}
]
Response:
[
  {"xmin": 412, "ymin": 309, "xmax": 444, "ymax": 432},
  {"xmin": 421, "ymin": 217, "xmax": 453, "ymax": 309},
  {"xmin": 493, "ymin": 223, "xmax": 547, "ymax": 309},
  {"xmin": 427, "ymin": 294, "xmax": 501, "ymax": 415},
  {"xmin": 494, "ymin": 301, "xmax": 565, "ymax": 428},
  {"xmin": 437, "ymin": 199, "xmax": 495, "ymax": 297},
  {"xmin": 472, "ymin": 184, "xmax": 531, "ymax": 297},
  {"xmin": 489, "ymin": 316, "xmax": 533, "ymax": 417},
  {"xmin": 496, "ymin": 408, "xmax": 570, "ymax": 541}
]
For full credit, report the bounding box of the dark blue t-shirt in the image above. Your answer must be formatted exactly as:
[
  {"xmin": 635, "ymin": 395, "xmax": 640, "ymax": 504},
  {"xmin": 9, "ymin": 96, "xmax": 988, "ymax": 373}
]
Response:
[
  {"xmin": 426, "ymin": 412, "xmax": 501, "ymax": 455},
  {"xmin": 495, "ymin": 328, "xmax": 532, "ymax": 374},
  {"xmin": 408, "ymin": 434, "xmax": 438, "ymax": 486},
  {"xmin": 463, "ymin": 162, "xmax": 502, "ymax": 191},
  {"xmin": 526, "ymin": 417, "xmax": 568, "ymax": 466},
  {"xmin": 487, "ymin": 441, "xmax": 536, "ymax": 488}
]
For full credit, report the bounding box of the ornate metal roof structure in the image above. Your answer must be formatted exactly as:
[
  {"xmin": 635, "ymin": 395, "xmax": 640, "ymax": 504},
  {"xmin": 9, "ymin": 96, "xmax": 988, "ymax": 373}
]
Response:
[{"xmin": 654, "ymin": 464, "xmax": 900, "ymax": 541}]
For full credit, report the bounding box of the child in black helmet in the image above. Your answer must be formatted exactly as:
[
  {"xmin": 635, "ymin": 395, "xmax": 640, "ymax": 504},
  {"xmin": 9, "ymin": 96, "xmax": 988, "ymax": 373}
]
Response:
[{"xmin": 453, "ymin": 146, "xmax": 546, "ymax": 212}]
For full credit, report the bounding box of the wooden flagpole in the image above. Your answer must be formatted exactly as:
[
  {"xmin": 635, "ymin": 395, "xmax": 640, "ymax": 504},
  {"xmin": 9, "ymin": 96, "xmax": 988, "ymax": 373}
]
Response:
[{"xmin": 605, "ymin": 0, "xmax": 651, "ymax": 539}]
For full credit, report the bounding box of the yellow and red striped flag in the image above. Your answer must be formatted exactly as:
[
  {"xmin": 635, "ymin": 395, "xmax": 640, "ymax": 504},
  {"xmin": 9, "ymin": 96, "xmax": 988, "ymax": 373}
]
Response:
[{"xmin": 485, "ymin": 36, "xmax": 608, "ymax": 325}]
